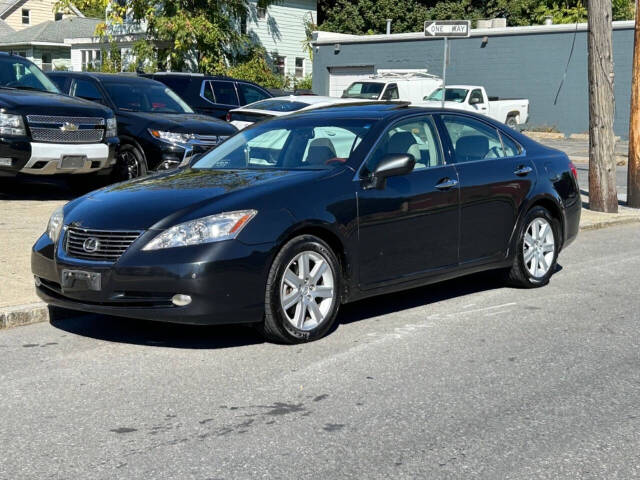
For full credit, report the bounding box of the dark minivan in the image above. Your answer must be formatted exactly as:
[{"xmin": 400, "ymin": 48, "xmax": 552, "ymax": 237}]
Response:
[
  {"xmin": 144, "ymin": 73, "xmax": 272, "ymax": 120},
  {"xmin": 48, "ymin": 72, "xmax": 237, "ymax": 180}
]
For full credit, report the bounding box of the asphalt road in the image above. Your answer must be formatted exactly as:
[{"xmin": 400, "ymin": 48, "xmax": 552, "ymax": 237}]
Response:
[{"xmin": 1, "ymin": 224, "xmax": 639, "ymax": 479}]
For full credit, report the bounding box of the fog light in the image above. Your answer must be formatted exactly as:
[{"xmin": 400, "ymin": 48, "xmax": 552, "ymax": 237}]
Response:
[
  {"xmin": 34, "ymin": 276, "xmax": 42, "ymax": 287},
  {"xmin": 0, "ymin": 157, "xmax": 12, "ymax": 167},
  {"xmin": 171, "ymin": 294, "xmax": 192, "ymax": 306}
]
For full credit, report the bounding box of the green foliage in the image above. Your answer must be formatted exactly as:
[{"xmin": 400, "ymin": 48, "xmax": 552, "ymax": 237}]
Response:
[
  {"xmin": 294, "ymin": 75, "xmax": 313, "ymax": 91},
  {"xmin": 226, "ymin": 49, "xmax": 287, "ymax": 89}
]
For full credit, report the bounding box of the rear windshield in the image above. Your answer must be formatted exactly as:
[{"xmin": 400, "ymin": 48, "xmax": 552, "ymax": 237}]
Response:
[
  {"xmin": 342, "ymin": 82, "xmax": 384, "ymax": 100},
  {"xmin": 244, "ymin": 99, "xmax": 310, "ymax": 112},
  {"xmin": 0, "ymin": 56, "xmax": 59, "ymax": 93},
  {"xmin": 193, "ymin": 118, "xmax": 374, "ymax": 171},
  {"xmin": 103, "ymin": 82, "xmax": 193, "ymax": 113}
]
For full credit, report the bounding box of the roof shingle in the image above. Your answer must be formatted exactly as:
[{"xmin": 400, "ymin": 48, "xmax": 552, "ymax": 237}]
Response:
[{"xmin": 0, "ymin": 16, "xmax": 100, "ymax": 44}]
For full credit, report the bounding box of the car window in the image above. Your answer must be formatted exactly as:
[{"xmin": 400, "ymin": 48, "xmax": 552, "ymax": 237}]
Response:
[
  {"xmin": 243, "ymin": 99, "xmax": 309, "ymax": 112},
  {"xmin": 210, "ymin": 81, "xmax": 239, "ymax": 105},
  {"xmin": 0, "ymin": 55, "xmax": 59, "ymax": 93},
  {"xmin": 102, "ymin": 82, "xmax": 193, "ymax": 113},
  {"xmin": 342, "ymin": 82, "xmax": 384, "ymax": 99},
  {"xmin": 426, "ymin": 88, "xmax": 469, "ymax": 103},
  {"xmin": 72, "ymin": 79, "xmax": 103, "ymax": 102},
  {"xmin": 381, "ymin": 84, "xmax": 399, "ymax": 100},
  {"xmin": 238, "ymin": 83, "xmax": 270, "ymax": 105},
  {"xmin": 500, "ymin": 132, "xmax": 522, "ymax": 157},
  {"xmin": 442, "ymin": 115, "xmax": 506, "ymax": 163},
  {"xmin": 362, "ymin": 115, "xmax": 443, "ymax": 175},
  {"xmin": 48, "ymin": 75, "xmax": 68, "ymax": 93},
  {"xmin": 193, "ymin": 118, "xmax": 373, "ymax": 171},
  {"xmin": 155, "ymin": 75, "xmax": 191, "ymax": 96},
  {"xmin": 202, "ymin": 82, "xmax": 216, "ymax": 103}
]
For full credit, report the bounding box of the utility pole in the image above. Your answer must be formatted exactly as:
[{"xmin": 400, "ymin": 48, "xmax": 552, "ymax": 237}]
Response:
[
  {"xmin": 627, "ymin": 1, "xmax": 640, "ymax": 208},
  {"xmin": 588, "ymin": 0, "xmax": 618, "ymax": 212}
]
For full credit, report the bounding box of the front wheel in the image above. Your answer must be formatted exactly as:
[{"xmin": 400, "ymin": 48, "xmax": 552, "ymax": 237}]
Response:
[
  {"xmin": 261, "ymin": 235, "xmax": 341, "ymax": 344},
  {"xmin": 506, "ymin": 207, "xmax": 559, "ymax": 288},
  {"xmin": 113, "ymin": 144, "xmax": 147, "ymax": 182}
]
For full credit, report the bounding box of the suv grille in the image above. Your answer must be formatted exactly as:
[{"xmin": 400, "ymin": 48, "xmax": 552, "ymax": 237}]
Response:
[
  {"xmin": 64, "ymin": 227, "xmax": 141, "ymax": 262},
  {"xmin": 26, "ymin": 115, "xmax": 105, "ymax": 144}
]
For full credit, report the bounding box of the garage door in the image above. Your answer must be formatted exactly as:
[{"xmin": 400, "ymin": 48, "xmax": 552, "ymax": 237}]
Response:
[{"xmin": 328, "ymin": 65, "xmax": 375, "ymax": 98}]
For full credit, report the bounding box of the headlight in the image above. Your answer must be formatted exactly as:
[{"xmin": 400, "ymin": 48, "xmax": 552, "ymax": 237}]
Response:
[
  {"xmin": 143, "ymin": 210, "xmax": 257, "ymax": 250},
  {"xmin": 0, "ymin": 112, "xmax": 26, "ymax": 136},
  {"xmin": 46, "ymin": 206, "xmax": 64, "ymax": 243},
  {"xmin": 105, "ymin": 117, "xmax": 117, "ymax": 138},
  {"xmin": 148, "ymin": 129, "xmax": 194, "ymax": 144}
]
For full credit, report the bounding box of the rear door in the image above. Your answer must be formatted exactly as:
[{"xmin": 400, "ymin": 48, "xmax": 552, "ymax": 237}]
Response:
[
  {"xmin": 357, "ymin": 115, "xmax": 459, "ymax": 287},
  {"xmin": 437, "ymin": 113, "xmax": 535, "ymax": 265},
  {"xmin": 198, "ymin": 80, "xmax": 240, "ymax": 119}
]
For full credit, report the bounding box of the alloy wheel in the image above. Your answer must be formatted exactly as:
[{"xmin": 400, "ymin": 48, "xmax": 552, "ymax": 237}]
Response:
[
  {"xmin": 279, "ymin": 250, "xmax": 335, "ymax": 331},
  {"xmin": 523, "ymin": 217, "xmax": 555, "ymax": 278},
  {"xmin": 119, "ymin": 150, "xmax": 140, "ymax": 179}
]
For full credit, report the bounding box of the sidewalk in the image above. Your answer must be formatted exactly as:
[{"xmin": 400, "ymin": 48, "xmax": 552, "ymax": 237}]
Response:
[{"xmin": 524, "ymin": 132, "xmax": 628, "ymax": 165}]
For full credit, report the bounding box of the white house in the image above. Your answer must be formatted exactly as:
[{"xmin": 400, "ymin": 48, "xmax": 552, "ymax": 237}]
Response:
[{"xmin": 68, "ymin": 0, "xmax": 316, "ymax": 76}]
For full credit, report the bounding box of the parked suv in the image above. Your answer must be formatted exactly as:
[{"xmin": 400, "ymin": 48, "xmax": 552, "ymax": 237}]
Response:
[
  {"xmin": 0, "ymin": 53, "xmax": 118, "ymax": 179},
  {"xmin": 143, "ymin": 73, "xmax": 272, "ymax": 120},
  {"xmin": 48, "ymin": 72, "xmax": 237, "ymax": 180}
]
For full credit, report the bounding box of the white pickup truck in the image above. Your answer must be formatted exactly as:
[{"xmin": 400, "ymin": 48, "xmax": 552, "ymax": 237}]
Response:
[
  {"xmin": 340, "ymin": 70, "xmax": 442, "ymax": 104},
  {"xmin": 418, "ymin": 85, "xmax": 529, "ymax": 127}
]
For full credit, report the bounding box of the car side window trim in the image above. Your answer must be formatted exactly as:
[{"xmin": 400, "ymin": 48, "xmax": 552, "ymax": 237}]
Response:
[
  {"xmin": 199, "ymin": 80, "xmax": 240, "ymax": 107},
  {"xmin": 352, "ymin": 113, "xmax": 447, "ymax": 182},
  {"xmin": 438, "ymin": 112, "xmax": 526, "ymax": 164}
]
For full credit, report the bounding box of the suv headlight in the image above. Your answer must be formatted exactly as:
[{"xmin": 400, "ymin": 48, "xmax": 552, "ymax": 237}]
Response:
[
  {"xmin": 148, "ymin": 129, "xmax": 194, "ymax": 145},
  {"xmin": 0, "ymin": 113, "xmax": 26, "ymax": 136},
  {"xmin": 46, "ymin": 206, "xmax": 64, "ymax": 243},
  {"xmin": 143, "ymin": 210, "xmax": 257, "ymax": 250},
  {"xmin": 105, "ymin": 117, "xmax": 117, "ymax": 138}
]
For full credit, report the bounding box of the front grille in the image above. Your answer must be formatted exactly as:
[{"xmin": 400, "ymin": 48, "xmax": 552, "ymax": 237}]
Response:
[
  {"xmin": 64, "ymin": 227, "xmax": 141, "ymax": 262},
  {"xmin": 193, "ymin": 134, "xmax": 221, "ymax": 146},
  {"xmin": 30, "ymin": 128, "xmax": 104, "ymax": 143},
  {"xmin": 26, "ymin": 115, "xmax": 105, "ymax": 144}
]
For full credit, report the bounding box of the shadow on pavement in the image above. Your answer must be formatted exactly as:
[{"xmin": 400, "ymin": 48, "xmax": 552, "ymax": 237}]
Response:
[{"xmin": 0, "ymin": 176, "xmax": 103, "ymax": 201}]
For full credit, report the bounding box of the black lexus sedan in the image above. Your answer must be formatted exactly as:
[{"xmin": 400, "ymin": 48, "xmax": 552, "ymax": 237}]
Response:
[
  {"xmin": 32, "ymin": 104, "xmax": 580, "ymax": 344},
  {"xmin": 47, "ymin": 72, "xmax": 237, "ymax": 181}
]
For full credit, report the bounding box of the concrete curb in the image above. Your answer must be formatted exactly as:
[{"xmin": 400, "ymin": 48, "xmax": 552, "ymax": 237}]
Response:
[
  {"xmin": 1, "ymin": 212, "xmax": 638, "ymax": 331},
  {"xmin": 523, "ymin": 131, "xmax": 565, "ymax": 140},
  {"xmin": 0, "ymin": 302, "xmax": 49, "ymax": 330}
]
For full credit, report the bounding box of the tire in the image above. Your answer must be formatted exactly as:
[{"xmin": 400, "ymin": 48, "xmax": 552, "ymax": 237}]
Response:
[
  {"xmin": 113, "ymin": 144, "xmax": 147, "ymax": 182},
  {"xmin": 506, "ymin": 115, "xmax": 518, "ymax": 128},
  {"xmin": 506, "ymin": 206, "xmax": 559, "ymax": 288},
  {"xmin": 261, "ymin": 235, "xmax": 341, "ymax": 344}
]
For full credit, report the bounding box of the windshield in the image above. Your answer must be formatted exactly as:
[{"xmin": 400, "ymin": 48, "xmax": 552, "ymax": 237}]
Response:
[
  {"xmin": 103, "ymin": 82, "xmax": 194, "ymax": 113},
  {"xmin": 193, "ymin": 118, "xmax": 374, "ymax": 171},
  {"xmin": 243, "ymin": 99, "xmax": 310, "ymax": 112},
  {"xmin": 342, "ymin": 82, "xmax": 385, "ymax": 100},
  {"xmin": 425, "ymin": 88, "xmax": 469, "ymax": 103},
  {"xmin": 0, "ymin": 56, "xmax": 59, "ymax": 93}
]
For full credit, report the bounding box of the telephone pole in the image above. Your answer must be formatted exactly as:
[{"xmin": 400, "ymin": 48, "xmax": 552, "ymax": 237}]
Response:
[
  {"xmin": 628, "ymin": 1, "xmax": 640, "ymax": 208},
  {"xmin": 588, "ymin": 0, "xmax": 618, "ymax": 212}
]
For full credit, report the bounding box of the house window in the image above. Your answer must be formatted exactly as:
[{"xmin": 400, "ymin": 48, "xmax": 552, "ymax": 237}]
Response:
[
  {"xmin": 275, "ymin": 55, "xmax": 285, "ymax": 76},
  {"xmin": 22, "ymin": 9, "xmax": 30, "ymax": 24},
  {"xmin": 81, "ymin": 50, "xmax": 101, "ymax": 71},
  {"xmin": 41, "ymin": 53, "xmax": 52, "ymax": 72},
  {"xmin": 257, "ymin": 7, "xmax": 266, "ymax": 19},
  {"xmin": 55, "ymin": 12, "xmax": 63, "ymax": 21},
  {"xmin": 295, "ymin": 57, "xmax": 304, "ymax": 78}
]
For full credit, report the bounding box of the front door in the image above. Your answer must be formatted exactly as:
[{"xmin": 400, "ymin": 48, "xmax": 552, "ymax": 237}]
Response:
[
  {"xmin": 357, "ymin": 115, "xmax": 459, "ymax": 288},
  {"xmin": 439, "ymin": 113, "xmax": 535, "ymax": 264}
]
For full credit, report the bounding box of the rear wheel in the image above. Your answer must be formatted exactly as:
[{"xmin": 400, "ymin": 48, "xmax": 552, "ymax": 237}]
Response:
[
  {"xmin": 261, "ymin": 235, "xmax": 341, "ymax": 344},
  {"xmin": 113, "ymin": 144, "xmax": 147, "ymax": 182},
  {"xmin": 506, "ymin": 115, "xmax": 518, "ymax": 128},
  {"xmin": 506, "ymin": 206, "xmax": 559, "ymax": 288}
]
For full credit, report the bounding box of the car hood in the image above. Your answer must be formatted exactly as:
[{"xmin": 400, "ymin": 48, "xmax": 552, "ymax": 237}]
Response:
[
  {"xmin": 64, "ymin": 168, "xmax": 325, "ymax": 230},
  {"xmin": 118, "ymin": 111, "xmax": 236, "ymax": 135},
  {"xmin": 0, "ymin": 89, "xmax": 112, "ymax": 116}
]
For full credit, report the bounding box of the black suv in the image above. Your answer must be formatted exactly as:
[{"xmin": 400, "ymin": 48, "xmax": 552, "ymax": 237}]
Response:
[
  {"xmin": 0, "ymin": 53, "xmax": 118, "ymax": 179},
  {"xmin": 48, "ymin": 72, "xmax": 237, "ymax": 180},
  {"xmin": 143, "ymin": 73, "xmax": 272, "ymax": 120}
]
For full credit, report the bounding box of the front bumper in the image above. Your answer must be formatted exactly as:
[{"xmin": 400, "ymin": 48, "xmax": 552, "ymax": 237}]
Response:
[
  {"xmin": 0, "ymin": 136, "xmax": 118, "ymax": 176},
  {"xmin": 31, "ymin": 232, "xmax": 276, "ymax": 325}
]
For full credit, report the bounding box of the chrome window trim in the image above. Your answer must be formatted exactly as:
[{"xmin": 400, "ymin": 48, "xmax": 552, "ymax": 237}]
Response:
[{"xmin": 352, "ymin": 113, "xmax": 446, "ymax": 182}]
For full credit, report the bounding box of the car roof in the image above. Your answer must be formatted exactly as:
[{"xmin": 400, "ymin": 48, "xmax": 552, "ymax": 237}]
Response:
[
  {"xmin": 47, "ymin": 71, "xmax": 166, "ymax": 86},
  {"xmin": 147, "ymin": 72, "xmax": 262, "ymax": 85}
]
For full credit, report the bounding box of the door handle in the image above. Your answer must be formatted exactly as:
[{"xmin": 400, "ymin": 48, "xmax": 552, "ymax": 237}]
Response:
[
  {"xmin": 514, "ymin": 165, "xmax": 533, "ymax": 176},
  {"xmin": 435, "ymin": 178, "xmax": 459, "ymax": 190}
]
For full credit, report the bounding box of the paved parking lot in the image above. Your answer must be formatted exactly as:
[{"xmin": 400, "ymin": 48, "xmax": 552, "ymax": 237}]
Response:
[{"xmin": 0, "ymin": 223, "xmax": 639, "ymax": 479}]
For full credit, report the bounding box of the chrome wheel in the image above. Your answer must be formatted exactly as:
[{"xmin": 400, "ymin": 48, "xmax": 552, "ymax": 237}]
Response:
[
  {"xmin": 523, "ymin": 217, "xmax": 555, "ymax": 278},
  {"xmin": 279, "ymin": 250, "xmax": 335, "ymax": 331}
]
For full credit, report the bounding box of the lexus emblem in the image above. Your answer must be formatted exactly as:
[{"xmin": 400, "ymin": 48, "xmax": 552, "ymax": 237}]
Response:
[
  {"xmin": 83, "ymin": 237, "xmax": 100, "ymax": 253},
  {"xmin": 60, "ymin": 122, "xmax": 79, "ymax": 132}
]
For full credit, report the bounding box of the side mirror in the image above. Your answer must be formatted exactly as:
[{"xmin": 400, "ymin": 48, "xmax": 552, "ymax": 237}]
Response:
[
  {"xmin": 369, "ymin": 154, "xmax": 415, "ymax": 189},
  {"xmin": 469, "ymin": 96, "xmax": 482, "ymax": 105}
]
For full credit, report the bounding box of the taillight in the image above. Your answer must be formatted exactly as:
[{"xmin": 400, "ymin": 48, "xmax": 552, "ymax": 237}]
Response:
[
  {"xmin": 226, "ymin": 112, "xmax": 231, "ymax": 122},
  {"xmin": 569, "ymin": 161, "xmax": 578, "ymax": 183}
]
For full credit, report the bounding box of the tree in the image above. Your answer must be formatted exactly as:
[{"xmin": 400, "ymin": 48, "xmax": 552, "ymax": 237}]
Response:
[
  {"xmin": 587, "ymin": 0, "xmax": 618, "ymax": 212},
  {"xmin": 55, "ymin": 0, "xmax": 277, "ymax": 74},
  {"xmin": 627, "ymin": 0, "xmax": 640, "ymax": 208}
]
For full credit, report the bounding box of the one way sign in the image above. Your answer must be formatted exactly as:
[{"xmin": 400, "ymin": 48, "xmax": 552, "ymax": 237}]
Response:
[{"xmin": 424, "ymin": 20, "xmax": 470, "ymax": 37}]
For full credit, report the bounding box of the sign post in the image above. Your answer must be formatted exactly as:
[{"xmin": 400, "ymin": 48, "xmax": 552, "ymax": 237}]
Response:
[{"xmin": 424, "ymin": 20, "xmax": 471, "ymax": 108}]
